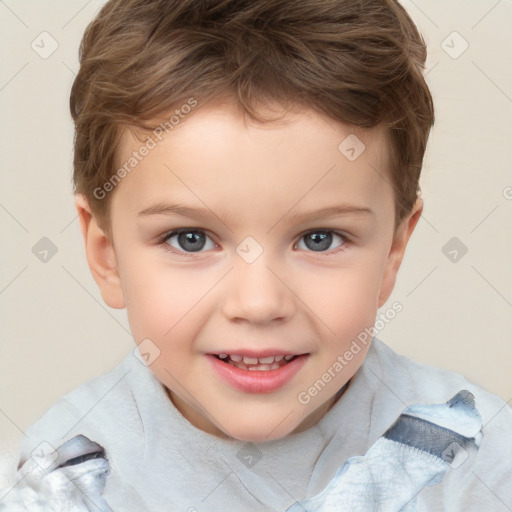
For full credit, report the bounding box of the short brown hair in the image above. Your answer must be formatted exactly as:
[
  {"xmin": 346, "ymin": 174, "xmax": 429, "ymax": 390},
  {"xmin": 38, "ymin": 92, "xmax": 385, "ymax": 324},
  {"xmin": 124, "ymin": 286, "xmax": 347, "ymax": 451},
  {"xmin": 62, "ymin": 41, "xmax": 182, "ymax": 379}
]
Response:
[{"xmin": 70, "ymin": 0, "xmax": 434, "ymax": 236}]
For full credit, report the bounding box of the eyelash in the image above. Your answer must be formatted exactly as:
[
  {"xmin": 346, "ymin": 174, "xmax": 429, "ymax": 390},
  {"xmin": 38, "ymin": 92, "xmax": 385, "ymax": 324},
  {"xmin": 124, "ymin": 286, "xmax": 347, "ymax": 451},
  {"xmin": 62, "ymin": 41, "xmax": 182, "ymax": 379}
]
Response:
[{"xmin": 156, "ymin": 227, "xmax": 350, "ymax": 257}]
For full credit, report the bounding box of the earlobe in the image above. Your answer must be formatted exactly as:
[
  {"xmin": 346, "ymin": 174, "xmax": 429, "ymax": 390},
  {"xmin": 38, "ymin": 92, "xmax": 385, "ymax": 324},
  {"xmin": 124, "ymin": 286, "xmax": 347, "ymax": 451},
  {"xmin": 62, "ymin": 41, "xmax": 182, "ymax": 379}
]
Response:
[
  {"xmin": 377, "ymin": 197, "xmax": 423, "ymax": 308},
  {"xmin": 74, "ymin": 195, "xmax": 126, "ymax": 309}
]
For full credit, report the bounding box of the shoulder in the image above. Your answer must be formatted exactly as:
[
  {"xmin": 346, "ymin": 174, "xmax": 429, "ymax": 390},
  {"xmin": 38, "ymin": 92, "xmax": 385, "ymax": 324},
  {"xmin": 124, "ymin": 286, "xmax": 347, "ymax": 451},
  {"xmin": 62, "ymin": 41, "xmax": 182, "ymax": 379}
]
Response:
[
  {"xmin": 17, "ymin": 352, "xmax": 140, "ymax": 468},
  {"xmin": 368, "ymin": 338, "xmax": 509, "ymax": 420},
  {"xmin": 368, "ymin": 338, "xmax": 512, "ymax": 510}
]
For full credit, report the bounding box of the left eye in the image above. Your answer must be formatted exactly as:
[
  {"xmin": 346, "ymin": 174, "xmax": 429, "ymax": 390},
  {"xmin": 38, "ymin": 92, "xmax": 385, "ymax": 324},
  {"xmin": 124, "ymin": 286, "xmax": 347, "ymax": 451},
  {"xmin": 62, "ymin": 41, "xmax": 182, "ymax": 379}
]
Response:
[{"xmin": 296, "ymin": 231, "xmax": 346, "ymax": 252}]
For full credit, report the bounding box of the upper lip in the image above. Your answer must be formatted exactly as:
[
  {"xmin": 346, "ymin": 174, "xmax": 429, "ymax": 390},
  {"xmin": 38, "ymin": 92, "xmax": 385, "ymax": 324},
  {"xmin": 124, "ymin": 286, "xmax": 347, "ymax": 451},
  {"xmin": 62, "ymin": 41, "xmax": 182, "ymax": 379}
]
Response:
[{"xmin": 207, "ymin": 349, "xmax": 308, "ymax": 358}]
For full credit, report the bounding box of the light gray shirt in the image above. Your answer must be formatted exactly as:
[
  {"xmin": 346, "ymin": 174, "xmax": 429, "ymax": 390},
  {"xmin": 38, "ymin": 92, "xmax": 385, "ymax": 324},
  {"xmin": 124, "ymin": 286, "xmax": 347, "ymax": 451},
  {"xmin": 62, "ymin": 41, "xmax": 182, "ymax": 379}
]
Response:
[{"xmin": 17, "ymin": 338, "xmax": 512, "ymax": 511}]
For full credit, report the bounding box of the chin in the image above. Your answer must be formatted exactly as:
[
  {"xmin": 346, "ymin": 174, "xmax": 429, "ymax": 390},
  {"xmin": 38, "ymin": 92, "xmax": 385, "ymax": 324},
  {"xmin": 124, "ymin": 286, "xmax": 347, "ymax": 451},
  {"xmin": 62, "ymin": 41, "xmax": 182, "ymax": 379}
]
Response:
[
  {"xmin": 218, "ymin": 416, "xmax": 297, "ymax": 443},
  {"xmin": 229, "ymin": 429, "xmax": 290, "ymax": 443}
]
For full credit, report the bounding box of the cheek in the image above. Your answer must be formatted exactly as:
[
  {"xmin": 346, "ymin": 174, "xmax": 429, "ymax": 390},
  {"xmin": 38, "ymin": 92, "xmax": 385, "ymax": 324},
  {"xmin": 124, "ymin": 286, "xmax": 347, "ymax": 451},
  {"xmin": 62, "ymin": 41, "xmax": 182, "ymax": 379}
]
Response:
[
  {"xmin": 299, "ymin": 256, "xmax": 385, "ymax": 336},
  {"xmin": 120, "ymin": 254, "xmax": 210, "ymax": 344}
]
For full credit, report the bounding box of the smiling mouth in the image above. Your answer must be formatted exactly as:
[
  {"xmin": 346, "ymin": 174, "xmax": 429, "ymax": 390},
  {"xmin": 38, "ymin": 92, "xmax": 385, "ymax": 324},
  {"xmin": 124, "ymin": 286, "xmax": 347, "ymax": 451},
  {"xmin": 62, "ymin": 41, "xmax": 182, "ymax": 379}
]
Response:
[{"xmin": 211, "ymin": 353, "xmax": 303, "ymax": 371}]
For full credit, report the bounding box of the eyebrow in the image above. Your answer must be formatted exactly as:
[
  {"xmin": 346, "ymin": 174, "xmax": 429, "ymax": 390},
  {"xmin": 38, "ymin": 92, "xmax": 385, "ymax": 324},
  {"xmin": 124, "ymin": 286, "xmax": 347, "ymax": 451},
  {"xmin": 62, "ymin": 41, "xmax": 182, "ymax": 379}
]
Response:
[
  {"xmin": 280, "ymin": 204, "xmax": 374, "ymax": 224},
  {"xmin": 137, "ymin": 202, "xmax": 374, "ymax": 224},
  {"xmin": 138, "ymin": 203, "xmax": 232, "ymax": 225}
]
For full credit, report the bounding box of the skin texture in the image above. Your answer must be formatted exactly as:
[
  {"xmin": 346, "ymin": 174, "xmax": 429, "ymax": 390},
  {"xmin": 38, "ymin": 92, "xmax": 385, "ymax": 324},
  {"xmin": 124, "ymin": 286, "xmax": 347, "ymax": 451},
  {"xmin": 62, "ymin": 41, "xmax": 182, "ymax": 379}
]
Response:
[{"xmin": 75, "ymin": 99, "xmax": 423, "ymax": 442}]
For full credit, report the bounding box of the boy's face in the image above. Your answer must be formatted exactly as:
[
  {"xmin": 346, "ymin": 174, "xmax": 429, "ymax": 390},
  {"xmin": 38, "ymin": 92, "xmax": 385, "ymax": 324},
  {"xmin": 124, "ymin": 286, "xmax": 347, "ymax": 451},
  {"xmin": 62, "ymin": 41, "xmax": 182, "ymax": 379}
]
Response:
[{"xmin": 78, "ymin": 99, "xmax": 422, "ymax": 442}]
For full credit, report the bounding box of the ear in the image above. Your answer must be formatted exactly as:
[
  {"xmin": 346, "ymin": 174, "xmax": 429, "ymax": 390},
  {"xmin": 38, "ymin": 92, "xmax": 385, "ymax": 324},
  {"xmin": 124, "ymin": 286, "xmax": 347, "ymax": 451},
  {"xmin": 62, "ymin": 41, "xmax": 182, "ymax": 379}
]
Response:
[
  {"xmin": 74, "ymin": 195, "xmax": 126, "ymax": 309},
  {"xmin": 378, "ymin": 197, "xmax": 423, "ymax": 308}
]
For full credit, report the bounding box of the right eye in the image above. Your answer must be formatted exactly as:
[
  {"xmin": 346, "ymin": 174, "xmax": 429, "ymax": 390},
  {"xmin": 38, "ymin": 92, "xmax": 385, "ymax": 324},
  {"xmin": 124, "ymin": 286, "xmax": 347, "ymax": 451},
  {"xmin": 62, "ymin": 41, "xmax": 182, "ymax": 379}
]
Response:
[{"xmin": 160, "ymin": 228, "xmax": 217, "ymax": 254}]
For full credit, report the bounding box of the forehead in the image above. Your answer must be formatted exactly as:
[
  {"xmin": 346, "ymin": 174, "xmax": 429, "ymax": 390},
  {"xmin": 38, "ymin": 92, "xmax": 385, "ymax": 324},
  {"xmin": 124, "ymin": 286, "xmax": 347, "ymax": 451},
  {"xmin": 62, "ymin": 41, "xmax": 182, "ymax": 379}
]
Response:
[{"xmin": 112, "ymin": 101, "xmax": 393, "ymax": 227}]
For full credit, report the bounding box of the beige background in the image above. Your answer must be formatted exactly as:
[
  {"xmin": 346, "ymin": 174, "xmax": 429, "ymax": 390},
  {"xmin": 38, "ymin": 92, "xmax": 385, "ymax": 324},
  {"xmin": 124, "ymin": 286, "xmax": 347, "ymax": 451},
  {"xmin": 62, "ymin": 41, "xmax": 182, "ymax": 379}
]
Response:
[{"xmin": 1, "ymin": 0, "xmax": 511, "ymax": 456}]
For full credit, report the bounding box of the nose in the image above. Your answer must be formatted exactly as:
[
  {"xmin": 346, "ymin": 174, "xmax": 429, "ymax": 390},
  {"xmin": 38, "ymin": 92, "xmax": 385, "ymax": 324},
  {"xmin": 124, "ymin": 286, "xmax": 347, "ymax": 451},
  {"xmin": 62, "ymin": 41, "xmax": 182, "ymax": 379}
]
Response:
[{"xmin": 221, "ymin": 253, "xmax": 296, "ymax": 325}]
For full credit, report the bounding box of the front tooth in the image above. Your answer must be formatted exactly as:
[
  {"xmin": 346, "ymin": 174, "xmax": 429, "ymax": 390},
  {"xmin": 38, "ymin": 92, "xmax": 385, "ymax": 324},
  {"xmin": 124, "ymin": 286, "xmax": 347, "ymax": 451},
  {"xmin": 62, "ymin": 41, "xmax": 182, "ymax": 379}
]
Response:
[
  {"xmin": 243, "ymin": 356, "xmax": 258, "ymax": 364},
  {"xmin": 248, "ymin": 364, "xmax": 272, "ymax": 371},
  {"xmin": 258, "ymin": 356, "xmax": 275, "ymax": 364},
  {"xmin": 230, "ymin": 354, "xmax": 243, "ymax": 362}
]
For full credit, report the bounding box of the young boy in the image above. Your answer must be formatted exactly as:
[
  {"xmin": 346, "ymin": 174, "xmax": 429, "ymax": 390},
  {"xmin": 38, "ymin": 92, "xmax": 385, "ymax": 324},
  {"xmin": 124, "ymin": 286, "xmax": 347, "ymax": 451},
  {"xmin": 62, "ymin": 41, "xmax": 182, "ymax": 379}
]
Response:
[{"xmin": 6, "ymin": 0, "xmax": 511, "ymax": 510}]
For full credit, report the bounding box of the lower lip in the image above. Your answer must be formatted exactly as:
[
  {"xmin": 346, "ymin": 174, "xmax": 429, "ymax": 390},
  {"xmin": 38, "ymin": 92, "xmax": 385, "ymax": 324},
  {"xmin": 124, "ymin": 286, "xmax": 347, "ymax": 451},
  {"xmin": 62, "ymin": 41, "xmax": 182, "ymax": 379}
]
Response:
[{"xmin": 206, "ymin": 354, "xmax": 309, "ymax": 393}]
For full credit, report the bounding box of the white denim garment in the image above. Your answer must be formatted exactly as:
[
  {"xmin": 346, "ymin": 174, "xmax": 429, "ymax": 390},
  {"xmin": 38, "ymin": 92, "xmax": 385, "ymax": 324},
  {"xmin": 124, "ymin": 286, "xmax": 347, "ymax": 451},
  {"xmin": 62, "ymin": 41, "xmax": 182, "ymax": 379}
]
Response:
[
  {"xmin": 287, "ymin": 390, "xmax": 483, "ymax": 512},
  {"xmin": 3, "ymin": 338, "xmax": 512, "ymax": 511},
  {"xmin": 0, "ymin": 435, "xmax": 110, "ymax": 512}
]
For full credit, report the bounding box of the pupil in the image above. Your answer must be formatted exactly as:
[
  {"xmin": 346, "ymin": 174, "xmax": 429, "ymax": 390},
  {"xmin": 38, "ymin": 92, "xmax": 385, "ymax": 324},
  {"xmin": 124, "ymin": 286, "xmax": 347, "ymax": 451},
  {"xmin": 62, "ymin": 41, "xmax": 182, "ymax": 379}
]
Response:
[
  {"xmin": 306, "ymin": 232, "xmax": 332, "ymax": 251},
  {"xmin": 178, "ymin": 231, "xmax": 205, "ymax": 252}
]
